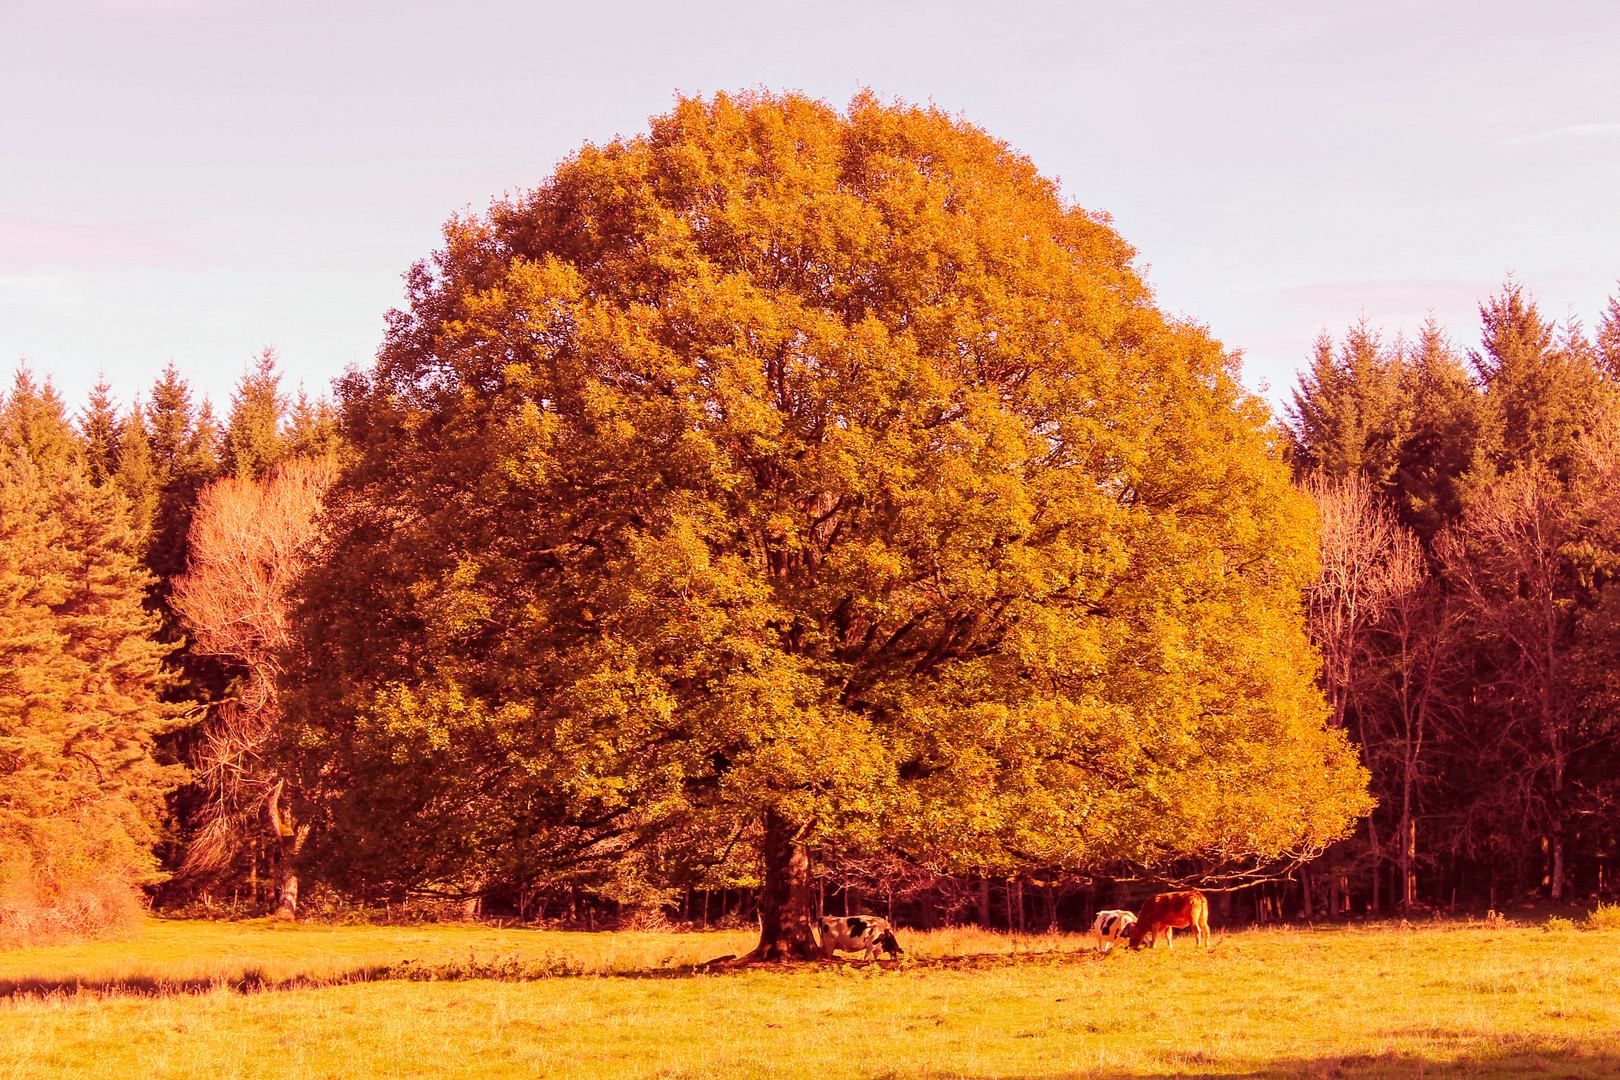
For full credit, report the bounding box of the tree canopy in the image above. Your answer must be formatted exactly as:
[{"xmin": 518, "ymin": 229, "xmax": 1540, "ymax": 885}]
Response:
[{"xmin": 283, "ymin": 92, "xmax": 1368, "ymax": 955}]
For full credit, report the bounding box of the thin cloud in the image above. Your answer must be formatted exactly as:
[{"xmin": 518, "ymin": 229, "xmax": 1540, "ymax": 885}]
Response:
[
  {"xmin": 1500, "ymin": 122, "xmax": 1620, "ymax": 146},
  {"xmin": 0, "ymin": 215, "xmax": 195, "ymax": 272},
  {"xmin": 1269, "ymin": 278, "xmax": 1485, "ymax": 311},
  {"xmin": 92, "ymin": 0, "xmax": 244, "ymax": 9},
  {"xmin": 0, "ymin": 273, "xmax": 90, "ymax": 311}
]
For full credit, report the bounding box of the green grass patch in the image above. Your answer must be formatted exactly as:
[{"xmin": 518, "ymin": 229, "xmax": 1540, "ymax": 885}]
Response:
[{"xmin": 5, "ymin": 918, "xmax": 1620, "ymax": 1077}]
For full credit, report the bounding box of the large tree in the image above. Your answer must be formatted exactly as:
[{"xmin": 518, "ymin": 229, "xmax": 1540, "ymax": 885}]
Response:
[{"xmin": 287, "ymin": 92, "xmax": 1368, "ymax": 958}]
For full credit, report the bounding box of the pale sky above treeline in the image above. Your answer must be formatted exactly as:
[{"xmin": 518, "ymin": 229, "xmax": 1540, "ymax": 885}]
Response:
[{"xmin": 4, "ymin": 0, "xmax": 1619, "ymax": 413}]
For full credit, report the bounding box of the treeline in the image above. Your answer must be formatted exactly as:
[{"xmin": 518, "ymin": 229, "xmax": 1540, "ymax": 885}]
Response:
[
  {"xmin": 5, "ymin": 95, "xmax": 1379, "ymax": 949},
  {"xmin": 22, "ymin": 96, "xmax": 1617, "ymax": 943},
  {"xmin": 15, "ymin": 277, "xmax": 1620, "ymax": 940},
  {"xmin": 0, "ymin": 352, "xmax": 339, "ymax": 941},
  {"xmin": 1291, "ymin": 281, "xmax": 1620, "ymax": 914}
]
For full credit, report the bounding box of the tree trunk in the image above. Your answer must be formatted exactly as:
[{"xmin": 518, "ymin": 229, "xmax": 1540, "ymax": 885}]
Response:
[
  {"xmin": 1401, "ymin": 812, "xmax": 1416, "ymax": 911},
  {"xmin": 977, "ymin": 878, "xmax": 990, "ymax": 926},
  {"xmin": 744, "ymin": 809, "xmax": 820, "ymax": 961},
  {"xmin": 1550, "ymin": 738, "xmax": 1567, "ymax": 900},
  {"xmin": 266, "ymin": 781, "xmax": 307, "ymax": 921},
  {"xmin": 1368, "ymin": 815, "xmax": 1381, "ymax": 913},
  {"xmin": 275, "ymin": 865, "xmax": 299, "ymax": 920},
  {"xmin": 1301, "ymin": 866, "xmax": 1313, "ymax": 918},
  {"xmin": 273, "ymin": 822, "xmax": 307, "ymax": 920}
]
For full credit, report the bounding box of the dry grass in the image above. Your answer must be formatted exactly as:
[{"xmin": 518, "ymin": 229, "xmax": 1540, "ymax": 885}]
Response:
[{"xmin": 5, "ymin": 918, "xmax": 1620, "ymax": 1077}]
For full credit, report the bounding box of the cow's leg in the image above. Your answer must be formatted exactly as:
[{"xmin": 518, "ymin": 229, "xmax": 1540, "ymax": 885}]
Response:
[{"xmin": 1167, "ymin": 926, "xmax": 1174, "ymax": 950}]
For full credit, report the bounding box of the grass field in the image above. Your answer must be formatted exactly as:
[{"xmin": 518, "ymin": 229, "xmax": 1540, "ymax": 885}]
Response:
[{"xmin": 5, "ymin": 916, "xmax": 1620, "ymax": 1078}]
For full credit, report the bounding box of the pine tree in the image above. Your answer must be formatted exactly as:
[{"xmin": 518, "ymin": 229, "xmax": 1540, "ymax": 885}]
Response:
[
  {"xmin": 146, "ymin": 362, "xmax": 196, "ymax": 488},
  {"xmin": 1, "ymin": 369, "xmax": 80, "ymax": 477},
  {"xmin": 0, "ymin": 442, "xmax": 181, "ymax": 941},
  {"xmin": 79, "ymin": 376, "xmax": 122, "ymax": 487},
  {"xmin": 143, "ymin": 364, "xmax": 221, "ymax": 587},
  {"xmin": 223, "ymin": 349, "xmax": 287, "ymax": 480},
  {"xmin": 1395, "ymin": 319, "xmax": 1495, "ymax": 539},
  {"xmin": 1472, "ymin": 282, "xmax": 1601, "ymax": 478},
  {"xmin": 285, "ymin": 388, "xmax": 343, "ymax": 460},
  {"xmin": 1286, "ymin": 320, "xmax": 1408, "ymax": 485},
  {"xmin": 1595, "ymin": 290, "xmax": 1620, "ymax": 383},
  {"xmin": 115, "ymin": 400, "xmax": 157, "ymax": 539}
]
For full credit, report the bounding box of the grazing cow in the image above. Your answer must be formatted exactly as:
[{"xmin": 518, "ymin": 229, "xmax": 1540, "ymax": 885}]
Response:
[
  {"xmin": 818, "ymin": 915, "xmax": 904, "ymax": 960},
  {"xmin": 1127, "ymin": 890, "xmax": 1210, "ymax": 950},
  {"xmin": 1088, "ymin": 909, "xmax": 1137, "ymax": 953}
]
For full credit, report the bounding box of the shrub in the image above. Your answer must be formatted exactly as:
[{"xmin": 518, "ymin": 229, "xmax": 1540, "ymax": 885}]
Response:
[
  {"xmin": 0, "ymin": 816, "xmax": 152, "ymax": 949},
  {"xmin": 1584, "ymin": 904, "xmax": 1620, "ymax": 931},
  {"xmin": 1542, "ymin": 915, "xmax": 1576, "ymax": 933}
]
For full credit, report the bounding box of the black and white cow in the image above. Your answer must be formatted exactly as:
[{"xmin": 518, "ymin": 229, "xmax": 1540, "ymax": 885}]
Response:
[
  {"xmin": 1089, "ymin": 909, "xmax": 1137, "ymax": 953},
  {"xmin": 818, "ymin": 915, "xmax": 903, "ymax": 960}
]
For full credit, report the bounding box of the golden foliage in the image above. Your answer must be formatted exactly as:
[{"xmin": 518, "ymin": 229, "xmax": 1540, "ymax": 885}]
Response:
[{"xmin": 289, "ymin": 92, "xmax": 1369, "ymax": 892}]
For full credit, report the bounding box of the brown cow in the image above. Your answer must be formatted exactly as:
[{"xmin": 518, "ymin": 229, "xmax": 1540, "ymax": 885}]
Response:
[{"xmin": 1127, "ymin": 890, "xmax": 1210, "ymax": 950}]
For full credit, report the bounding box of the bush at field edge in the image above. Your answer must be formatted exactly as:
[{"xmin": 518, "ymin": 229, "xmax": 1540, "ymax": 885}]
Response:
[{"xmin": 0, "ymin": 873, "xmax": 145, "ymax": 949}]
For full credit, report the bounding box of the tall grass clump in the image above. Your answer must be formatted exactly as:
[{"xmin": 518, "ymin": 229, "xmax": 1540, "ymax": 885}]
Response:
[{"xmin": 1585, "ymin": 904, "xmax": 1620, "ymax": 930}]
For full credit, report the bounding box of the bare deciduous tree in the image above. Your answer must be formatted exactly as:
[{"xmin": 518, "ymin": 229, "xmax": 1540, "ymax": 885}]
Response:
[
  {"xmin": 1304, "ymin": 473, "xmax": 1411, "ymax": 729},
  {"xmin": 1303, "ymin": 472, "xmax": 1419, "ymax": 913},
  {"xmin": 171, "ymin": 456, "xmax": 336, "ymax": 918},
  {"xmin": 1376, "ymin": 533, "xmax": 1450, "ymax": 914}
]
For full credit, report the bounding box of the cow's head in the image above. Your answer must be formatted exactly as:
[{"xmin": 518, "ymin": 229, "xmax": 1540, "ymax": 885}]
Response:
[
  {"xmin": 1126, "ymin": 921, "xmax": 1150, "ymax": 949},
  {"xmin": 877, "ymin": 929, "xmax": 903, "ymax": 956}
]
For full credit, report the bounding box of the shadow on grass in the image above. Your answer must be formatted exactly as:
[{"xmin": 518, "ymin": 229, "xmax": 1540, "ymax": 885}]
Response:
[
  {"xmin": 0, "ymin": 946, "xmax": 1108, "ymax": 1000},
  {"xmin": 939, "ymin": 1036, "xmax": 1620, "ymax": 1078},
  {"xmin": 0, "ymin": 954, "xmax": 604, "ymax": 999}
]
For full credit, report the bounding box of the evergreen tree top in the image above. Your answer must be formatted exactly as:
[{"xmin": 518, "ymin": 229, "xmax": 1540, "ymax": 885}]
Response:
[{"xmin": 2, "ymin": 368, "xmax": 80, "ymax": 478}]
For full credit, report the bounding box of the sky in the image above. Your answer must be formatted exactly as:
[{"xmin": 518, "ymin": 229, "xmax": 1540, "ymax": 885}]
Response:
[{"xmin": 4, "ymin": 0, "xmax": 1620, "ymax": 416}]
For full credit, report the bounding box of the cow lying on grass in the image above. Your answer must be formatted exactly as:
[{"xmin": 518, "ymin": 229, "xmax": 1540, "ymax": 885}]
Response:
[
  {"xmin": 818, "ymin": 916, "xmax": 903, "ymax": 961},
  {"xmin": 1088, "ymin": 909, "xmax": 1137, "ymax": 953},
  {"xmin": 1127, "ymin": 890, "xmax": 1210, "ymax": 950}
]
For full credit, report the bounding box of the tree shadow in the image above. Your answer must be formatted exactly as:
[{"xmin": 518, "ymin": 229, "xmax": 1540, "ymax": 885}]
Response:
[
  {"xmin": 1, "ymin": 945, "xmax": 1098, "ymax": 1000},
  {"xmin": 918, "ymin": 1035, "xmax": 1620, "ymax": 1079}
]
